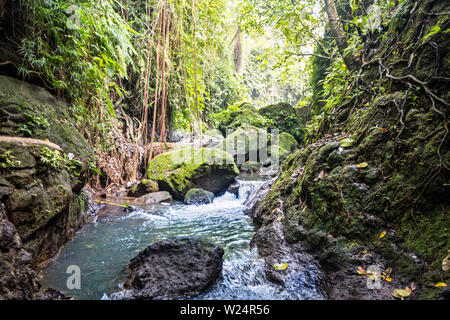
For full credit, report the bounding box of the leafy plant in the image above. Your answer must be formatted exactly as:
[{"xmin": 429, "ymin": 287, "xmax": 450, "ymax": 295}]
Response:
[{"xmin": 40, "ymin": 147, "xmax": 82, "ymax": 174}]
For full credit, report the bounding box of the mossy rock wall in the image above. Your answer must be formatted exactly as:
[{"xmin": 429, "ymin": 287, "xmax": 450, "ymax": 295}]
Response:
[
  {"xmin": 253, "ymin": 0, "xmax": 449, "ymax": 299},
  {"xmin": 0, "ymin": 76, "xmax": 93, "ymax": 267}
]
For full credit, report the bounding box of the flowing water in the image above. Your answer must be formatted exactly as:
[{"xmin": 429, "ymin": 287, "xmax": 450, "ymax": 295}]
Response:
[{"xmin": 41, "ymin": 176, "xmax": 321, "ymax": 300}]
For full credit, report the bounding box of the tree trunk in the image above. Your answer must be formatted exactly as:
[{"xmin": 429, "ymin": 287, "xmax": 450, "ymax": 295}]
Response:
[{"xmin": 323, "ymin": 0, "xmax": 360, "ymax": 71}]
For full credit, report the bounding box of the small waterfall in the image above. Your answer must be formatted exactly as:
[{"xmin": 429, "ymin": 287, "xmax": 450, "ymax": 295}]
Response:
[{"xmin": 237, "ymin": 179, "xmax": 264, "ymax": 201}]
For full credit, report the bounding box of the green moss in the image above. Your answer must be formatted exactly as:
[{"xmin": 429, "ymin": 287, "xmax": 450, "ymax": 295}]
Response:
[
  {"xmin": 147, "ymin": 147, "xmax": 239, "ymax": 200},
  {"xmin": 278, "ymin": 132, "xmax": 298, "ymax": 152},
  {"xmin": 0, "ymin": 76, "xmax": 90, "ymax": 162},
  {"xmin": 259, "ymin": 102, "xmax": 304, "ymax": 142}
]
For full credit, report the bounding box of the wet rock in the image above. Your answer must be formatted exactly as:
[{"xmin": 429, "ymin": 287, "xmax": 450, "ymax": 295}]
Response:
[
  {"xmin": 327, "ymin": 149, "xmax": 345, "ymax": 168},
  {"xmin": 147, "ymin": 147, "xmax": 239, "ymax": 200},
  {"xmin": 364, "ymin": 168, "xmax": 382, "ymax": 184},
  {"xmin": 123, "ymin": 236, "xmax": 224, "ymax": 299},
  {"xmin": 243, "ymin": 178, "xmax": 275, "ymax": 225},
  {"xmin": 184, "ymin": 188, "xmax": 214, "ymax": 205},
  {"xmin": 250, "ymin": 221, "xmax": 324, "ymax": 299},
  {"xmin": 0, "ymin": 206, "xmax": 51, "ymax": 299},
  {"xmin": 226, "ymin": 180, "xmax": 240, "ymax": 197},
  {"xmin": 317, "ymin": 142, "xmax": 340, "ymax": 162},
  {"xmin": 134, "ymin": 191, "xmax": 172, "ymax": 204},
  {"xmin": 127, "ymin": 179, "xmax": 159, "ymax": 197}
]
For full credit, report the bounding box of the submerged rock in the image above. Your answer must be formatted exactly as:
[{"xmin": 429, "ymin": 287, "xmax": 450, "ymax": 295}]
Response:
[
  {"xmin": 147, "ymin": 147, "xmax": 239, "ymax": 200},
  {"xmin": 127, "ymin": 179, "xmax": 159, "ymax": 197},
  {"xmin": 123, "ymin": 236, "xmax": 224, "ymax": 299},
  {"xmin": 184, "ymin": 188, "xmax": 214, "ymax": 205},
  {"xmin": 134, "ymin": 191, "xmax": 172, "ymax": 204}
]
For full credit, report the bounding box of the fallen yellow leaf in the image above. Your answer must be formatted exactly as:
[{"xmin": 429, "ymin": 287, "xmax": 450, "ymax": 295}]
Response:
[
  {"xmin": 385, "ymin": 277, "xmax": 392, "ymax": 282},
  {"xmin": 357, "ymin": 266, "xmax": 367, "ymax": 275},
  {"xmin": 393, "ymin": 288, "xmax": 411, "ymax": 299},
  {"xmin": 356, "ymin": 162, "xmax": 369, "ymax": 168},
  {"xmin": 273, "ymin": 263, "xmax": 288, "ymax": 270},
  {"xmin": 277, "ymin": 217, "xmax": 283, "ymax": 221},
  {"xmin": 435, "ymin": 282, "xmax": 447, "ymax": 287},
  {"xmin": 379, "ymin": 231, "xmax": 386, "ymax": 239}
]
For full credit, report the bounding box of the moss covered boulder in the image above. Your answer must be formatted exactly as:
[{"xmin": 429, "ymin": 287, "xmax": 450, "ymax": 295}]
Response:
[
  {"xmin": 127, "ymin": 179, "xmax": 159, "ymax": 197},
  {"xmin": 0, "ymin": 76, "xmax": 89, "ymax": 161},
  {"xmin": 216, "ymin": 102, "xmax": 273, "ymax": 133},
  {"xmin": 259, "ymin": 102, "xmax": 304, "ymax": 142},
  {"xmin": 222, "ymin": 123, "xmax": 269, "ymax": 163},
  {"xmin": 278, "ymin": 132, "xmax": 298, "ymax": 152},
  {"xmin": 147, "ymin": 147, "xmax": 239, "ymax": 200}
]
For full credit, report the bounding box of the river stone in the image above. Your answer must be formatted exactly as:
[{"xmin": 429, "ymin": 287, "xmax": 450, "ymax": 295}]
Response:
[
  {"xmin": 127, "ymin": 179, "xmax": 159, "ymax": 197},
  {"xmin": 147, "ymin": 147, "xmax": 239, "ymax": 200},
  {"xmin": 0, "ymin": 208, "xmax": 66, "ymax": 300},
  {"xmin": 227, "ymin": 180, "xmax": 240, "ymax": 197},
  {"xmin": 123, "ymin": 236, "xmax": 224, "ymax": 299},
  {"xmin": 134, "ymin": 191, "xmax": 172, "ymax": 204},
  {"xmin": 184, "ymin": 188, "xmax": 214, "ymax": 205}
]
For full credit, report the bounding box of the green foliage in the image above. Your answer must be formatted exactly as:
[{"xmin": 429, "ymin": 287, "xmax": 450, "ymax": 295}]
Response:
[
  {"xmin": 17, "ymin": 110, "xmax": 50, "ymax": 137},
  {"xmin": 18, "ymin": 0, "xmax": 139, "ymax": 144},
  {"xmin": 0, "ymin": 151, "xmax": 16, "ymax": 169},
  {"xmin": 211, "ymin": 102, "xmax": 274, "ymax": 131},
  {"xmin": 40, "ymin": 147, "xmax": 82, "ymax": 173},
  {"xmin": 305, "ymin": 54, "xmax": 350, "ymax": 141}
]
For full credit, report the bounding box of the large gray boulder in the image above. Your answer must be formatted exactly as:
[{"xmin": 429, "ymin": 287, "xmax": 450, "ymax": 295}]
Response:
[
  {"xmin": 123, "ymin": 236, "xmax": 224, "ymax": 299},
  {"xmin": 184, "ymin": 188, "xmax": 214, "ymax": 205},
  {"xmin": 134, "ymin": 191, "xmax": 172, "ymax": 205}
]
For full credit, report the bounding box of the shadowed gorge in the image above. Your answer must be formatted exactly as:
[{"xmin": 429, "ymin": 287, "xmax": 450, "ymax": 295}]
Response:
[{"xmin": 0, "ymin": 0, "xmax": 448, "ymax": 303}]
